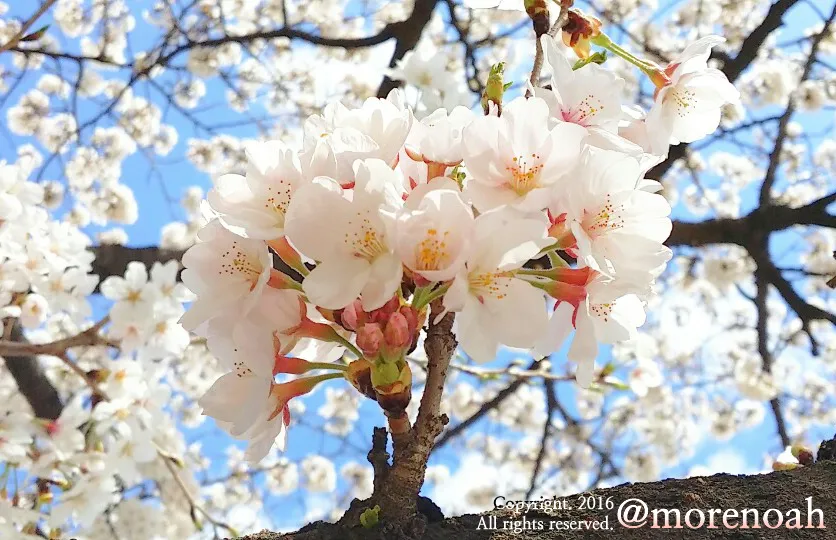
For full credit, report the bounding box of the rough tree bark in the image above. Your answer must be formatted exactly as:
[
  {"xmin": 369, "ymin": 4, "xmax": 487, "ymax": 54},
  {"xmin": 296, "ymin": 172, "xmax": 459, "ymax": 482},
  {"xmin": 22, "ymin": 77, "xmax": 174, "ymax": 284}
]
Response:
[{"xmin": 238, "ymin": 436, "xmax": 836, "ymax": 540}]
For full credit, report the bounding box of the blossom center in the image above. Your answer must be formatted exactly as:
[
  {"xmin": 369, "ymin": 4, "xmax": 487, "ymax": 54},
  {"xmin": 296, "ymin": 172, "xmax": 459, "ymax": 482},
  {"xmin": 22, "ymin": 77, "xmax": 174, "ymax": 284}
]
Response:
[
  {"xmin": 581, "ymin": 195, "xmax": 624, "ymax": 238},
  {"xmin": 562, "ymin": 95, "xmax": 602, "ymax": 126},
  {"xmin": 468, "ymin": 271, "xmax": 514, "ymax": 303},
  {"xmin": 263, "ymin": 182, "xmax": 292, "ymax": 224},
  {"xmin": 345, "ymin": 213, "xmax": 387, "ymax": 261},
  {"xmin": 590, "ymin": 302, "xmax": 613, "ymax": 322},
  {"xmin": 667, "ymin": 87, "xmax": 696, "ymax": 112},
  {"xmin": 505, "ymin": 154, "xmax": 544, "ymax": 195},
  {"xmin": 220, "ymin": 240, "xmax": 263, "ymax": 284},
  {"xmin": 414, "ymin": 228, "xmax": 451, "ymax": 271}
]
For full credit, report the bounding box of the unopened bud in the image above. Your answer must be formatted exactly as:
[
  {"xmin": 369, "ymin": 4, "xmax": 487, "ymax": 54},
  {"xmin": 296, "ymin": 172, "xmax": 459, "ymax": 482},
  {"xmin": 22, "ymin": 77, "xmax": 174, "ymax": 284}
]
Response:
[
  {"xmin": 368, "ymin": 296, "xmax": 400, "ymax": 323},
  {"xmin": 399, "ymin": 306, "xmax": 419, "ymax": 335},
  {"xmin": 384, "ymin": 312, "xmax": 411, "ymax": 350},
  {"xmin": 356, "ymin": 323, "xmax": 384, "ymax": 358},
  {"xmin": 481, "ymin": 62, "xmax": 510, "ymax": 116},
  {"xmin": 524, "ymin": 0, "xmax": 550, "ymax": 37},
  {"xmin": 340, "ymin": 299, "xmax": 366, "ymax": 331}
]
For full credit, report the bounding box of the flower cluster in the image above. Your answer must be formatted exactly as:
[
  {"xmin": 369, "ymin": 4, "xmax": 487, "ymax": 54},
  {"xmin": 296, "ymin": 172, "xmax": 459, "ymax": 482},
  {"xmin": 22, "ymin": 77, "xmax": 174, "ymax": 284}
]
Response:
[{"xmin": 183, "ymin": 31, "xmax": 739, "ymax": 462}]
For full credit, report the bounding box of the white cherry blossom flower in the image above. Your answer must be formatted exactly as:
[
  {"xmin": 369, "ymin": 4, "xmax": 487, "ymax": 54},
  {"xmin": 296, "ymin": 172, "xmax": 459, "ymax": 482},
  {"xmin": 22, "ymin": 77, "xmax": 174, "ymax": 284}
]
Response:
[
  {"xmin": 207, "ymin": 140, "xmax": 305, "ymax": 240},
  {"xmin": 648, "ymin": 36, "xmax": 740, "ymax": 144},
  {"xmin": 396, "ymin": 187, "xmax": 474, "ymax": 282},
  {"xmin": 538, "ymin": 35, "xmax": 640, "ymax": 154},
  {"xmin": 550, "ymin": 148, "xmax": 672, "ymax": 295},
  {"xmin": 462, "ymin": 96, "xmax": 586, "ymax": 212},
  {"xmin": 443, "ymin": 207, "xmax": 553, "ymax": 362},
  {"xmin": 285, "ymin": 159, "xmax": 404, "ymax": 311},
  {"xmin": 178, "ymin": 219, "xmax": 272, "ymax": 331}
]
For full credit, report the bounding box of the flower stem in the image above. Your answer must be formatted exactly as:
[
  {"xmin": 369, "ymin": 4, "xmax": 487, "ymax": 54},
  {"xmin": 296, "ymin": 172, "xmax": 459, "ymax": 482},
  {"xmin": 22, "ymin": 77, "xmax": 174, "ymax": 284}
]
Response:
[
  {"xmin": 334, "ymin": 334, "xmax": 364, "ymax": 360},
  {"xmin": 592, "ymin": 33, "xmax": 659, "ymax": 76},
  {"xmin": 413, "ymin": 282, "xmax": 451, "ymax": 311},
  {"xmin": 305, "ymin": 372, "xmax": 347, "ymax": 385},
  {"xmin": 307, "ymin": 361, "xmax": 348, "ymax": 372}
]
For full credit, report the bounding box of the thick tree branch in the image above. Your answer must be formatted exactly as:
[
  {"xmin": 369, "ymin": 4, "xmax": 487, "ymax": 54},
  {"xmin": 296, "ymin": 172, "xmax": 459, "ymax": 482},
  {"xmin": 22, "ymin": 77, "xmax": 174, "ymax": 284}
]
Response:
[
  {"xmin": 376, "ymin": 0, "xmax": 440, "ymax": 97},
  {"xmin": 2, "ymin": 323, "xmax": 63, "ymax": 420},
  {"xmin": 257, "ymin": 440, "xmax": 836, "ymax": 540}
]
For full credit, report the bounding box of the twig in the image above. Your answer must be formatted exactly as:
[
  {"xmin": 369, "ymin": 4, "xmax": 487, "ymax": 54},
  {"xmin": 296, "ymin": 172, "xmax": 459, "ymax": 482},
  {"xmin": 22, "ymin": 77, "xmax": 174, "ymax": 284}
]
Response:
[
  {"xmin": 0, "ymin": 0, "xmax": 58, "ymax": 54},
  {"xmin": 162, "ymin": 456, "xmax": 238, "ymax": 537},
  {"xmin": 0, "ymin": 316, "xmax": 112, "ymax": 358},
  {"xmin": 409, "ymin": 354, "xmax": 575, "ymax": 382},
  {"xmin": 527, "ymin": 2, "xmax": 572, "ymax": 94},
  {"xmin": 433, "ymin": 358, "xmax": 544, "ymax": 450}
]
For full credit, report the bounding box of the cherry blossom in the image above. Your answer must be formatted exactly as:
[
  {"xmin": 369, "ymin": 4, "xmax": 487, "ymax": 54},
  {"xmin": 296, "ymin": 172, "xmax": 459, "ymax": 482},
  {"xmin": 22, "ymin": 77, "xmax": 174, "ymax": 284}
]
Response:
[
  {"xmin": 285, "ymin": 159, "xmax": 404, "ymax": 311},
  {"xmin": 0, "ymin": 2, "xmax": 823, "ymax": 535},
  {"xmin": 178, "ymin": 219, "xmax": 272, "ymax": 331},
  {"xmin": 207, "ymin": 140, "xmax": 305, "ymax": 240},
  {"xmin": 443, "ymin": 207, "xmax": 553, "ymax": 362},
  {"xmin": 647, "ymin": 36, "xmax": 741, "ymax": 144},
  {"xmin": 462, "ymin": 96, "xmax": 586, "ymax": 212}
]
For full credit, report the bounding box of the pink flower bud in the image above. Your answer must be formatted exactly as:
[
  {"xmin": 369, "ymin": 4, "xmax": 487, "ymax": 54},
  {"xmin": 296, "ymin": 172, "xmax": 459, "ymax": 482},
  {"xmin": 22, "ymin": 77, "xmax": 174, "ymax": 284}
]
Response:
[
  {"xmin": 356, "ymin": 323, "xmax": 384, "ymax": 358},
  {"xmin": 341, "ymin": 299, "xmax": 365, "ymax": 331},
  {"xmin": 398, "ymin": 306, "xmax": 419, "ymax": 335},
  {"xmin": 384, "ymin": 312, "xmax": 411, "ymax": 350},
  {"xmin": 368, "ymin": 296, "xmax": 400, "ymax": 323}
]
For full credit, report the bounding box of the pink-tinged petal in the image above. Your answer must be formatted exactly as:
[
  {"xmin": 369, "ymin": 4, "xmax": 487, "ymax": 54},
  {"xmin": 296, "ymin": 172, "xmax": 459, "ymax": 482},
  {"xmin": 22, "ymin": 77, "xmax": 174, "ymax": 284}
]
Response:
[
  {"xmin": 470, "ymin": 208, "xmax": 550, "ymax": 272},
  {"xmin": 178, "ymin": 289, "xmax": 240, "ymax": 331},
  {"xmin": 442, "ymin": 270, "xmax": 469, "ymax": 312},
  {"xmin": 199, "ymin": 373, "xmax": 271, "ymax": 428},
  {"xmin": 504, "ymin": 97, "xmax": 551, "ymax": 154},
  {"xmin": 585, "ymin": 128, "xmax": 644, "ymax": 156},
  {"xmin": 541, "ymin": 122, "xmax": 586, "ymax": 172},
  {"xmin": 303, "ymin": 257, "xmax": 371, "ymax": 310},
  {"xmin": 541, "ymin": 35, "xmax": 574, "ymax": 94},
  {"xmin": 465, "ymin": 180, "xmax": 520, "ymax": 213}
]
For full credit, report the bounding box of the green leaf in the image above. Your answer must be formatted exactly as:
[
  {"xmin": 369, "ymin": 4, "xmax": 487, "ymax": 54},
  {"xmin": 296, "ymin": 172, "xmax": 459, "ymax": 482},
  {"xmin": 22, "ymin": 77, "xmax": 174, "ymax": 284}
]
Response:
[
  {"xmin": 572, "ymin": 50, "xmax": 608, "ymax": 70},
  {"xmin": 21, "ymin": 25, "xmax": 49, "ymax": 42}
]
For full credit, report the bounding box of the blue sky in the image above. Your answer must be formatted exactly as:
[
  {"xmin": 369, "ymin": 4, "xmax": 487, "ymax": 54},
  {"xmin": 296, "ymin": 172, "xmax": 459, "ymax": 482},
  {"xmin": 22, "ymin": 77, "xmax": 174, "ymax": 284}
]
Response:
[{"xmin": 2, "ymin": 0, "xmax": 835, "ymax": 532}]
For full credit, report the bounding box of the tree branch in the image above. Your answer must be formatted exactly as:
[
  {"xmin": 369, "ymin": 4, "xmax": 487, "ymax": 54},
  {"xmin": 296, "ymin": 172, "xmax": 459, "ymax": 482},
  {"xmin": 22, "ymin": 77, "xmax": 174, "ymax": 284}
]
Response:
[
  {"xmin": 376, "ymin": 0, "xmax": 440, "ymax": 97},
  {"xmin": 0, "ymin": 0, "xmax": 58, "ymax": 54}
]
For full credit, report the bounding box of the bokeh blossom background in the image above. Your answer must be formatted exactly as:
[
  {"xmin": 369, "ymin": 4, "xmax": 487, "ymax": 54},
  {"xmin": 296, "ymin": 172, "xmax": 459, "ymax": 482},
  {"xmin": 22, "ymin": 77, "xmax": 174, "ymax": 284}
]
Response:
[{"xmin": 0, "ymin": 0, "xmax": 835, "ymax": 537}]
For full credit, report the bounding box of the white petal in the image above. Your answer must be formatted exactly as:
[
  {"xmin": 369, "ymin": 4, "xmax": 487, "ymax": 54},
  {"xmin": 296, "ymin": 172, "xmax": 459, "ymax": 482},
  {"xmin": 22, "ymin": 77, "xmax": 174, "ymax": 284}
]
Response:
[
  {"xmin": 303, "ymin": 257, "xmax": 371, "ymax": 310},
  {"xmin": 361, "ymin": 253, "xmax": 403, "ymax": 311}
]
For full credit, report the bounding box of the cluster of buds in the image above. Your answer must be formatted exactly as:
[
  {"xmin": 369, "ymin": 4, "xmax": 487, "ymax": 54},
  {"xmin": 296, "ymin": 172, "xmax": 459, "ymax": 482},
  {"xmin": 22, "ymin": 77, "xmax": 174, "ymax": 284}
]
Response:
[
  {"xmin": 337, "ymin": 296, "xmax": 422, "ymax": 360},
  {"xmin": 337, "ymin": 297, "xmax": 425, "ymax": 431}
]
